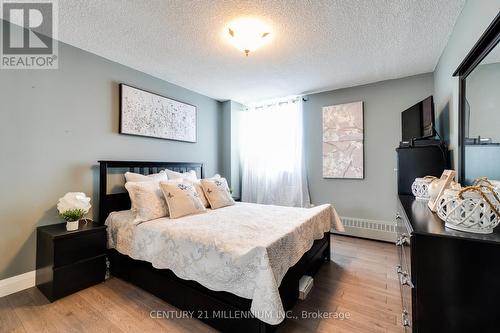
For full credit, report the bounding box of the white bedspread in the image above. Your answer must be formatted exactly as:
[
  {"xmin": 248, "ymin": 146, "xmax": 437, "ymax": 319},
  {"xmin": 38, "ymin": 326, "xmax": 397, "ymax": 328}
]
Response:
[{"xmin": 106, "ymin": 202, "xmax": 343, "ymax": 325}]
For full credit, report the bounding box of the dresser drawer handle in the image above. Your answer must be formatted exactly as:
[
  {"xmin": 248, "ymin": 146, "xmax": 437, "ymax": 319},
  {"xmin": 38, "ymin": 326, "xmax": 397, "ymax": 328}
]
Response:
[
  {"xmin": 400, "ymin": 275, "xmax": 414, "ymax": 288},
  {"xmin": 402, "ymin": 310, "xmax": 411, "ymax": 327},
  {"xmin": 395, "ymin": 234, "xmax": 409, "ymax": 246},
  {"xmin": 397, "ymin": 269, "xmax": 414, "ymax": 288}
]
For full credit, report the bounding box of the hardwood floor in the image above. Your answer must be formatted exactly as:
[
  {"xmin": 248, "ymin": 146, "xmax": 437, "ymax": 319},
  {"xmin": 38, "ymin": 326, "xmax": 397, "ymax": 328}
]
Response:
[
  {"xmin": 0, "ymin": 235, "xmax": 403, "ymax": 333},
  {"xmin": 278, "ymin": 235, "xmax": 403, "ymax": 333}
]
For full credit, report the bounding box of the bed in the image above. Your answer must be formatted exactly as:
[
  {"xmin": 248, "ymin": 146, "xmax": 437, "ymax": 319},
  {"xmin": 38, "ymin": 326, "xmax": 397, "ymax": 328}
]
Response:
[{"xmin": 99, "ymin": 160, "xmax": 343, "ymax": 333}]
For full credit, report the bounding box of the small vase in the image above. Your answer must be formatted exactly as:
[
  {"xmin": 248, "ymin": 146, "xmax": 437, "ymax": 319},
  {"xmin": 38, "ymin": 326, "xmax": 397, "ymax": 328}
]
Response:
[{"xmin": 66, "ymin": 220, "xmax": 79, "ymax": 231}]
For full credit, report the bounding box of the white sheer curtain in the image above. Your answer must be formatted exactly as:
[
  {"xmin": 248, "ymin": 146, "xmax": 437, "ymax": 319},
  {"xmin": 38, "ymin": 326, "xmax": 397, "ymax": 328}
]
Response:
[{"xmin": 240, "ymin": 98, "xmax": 311, "ymax": 207}]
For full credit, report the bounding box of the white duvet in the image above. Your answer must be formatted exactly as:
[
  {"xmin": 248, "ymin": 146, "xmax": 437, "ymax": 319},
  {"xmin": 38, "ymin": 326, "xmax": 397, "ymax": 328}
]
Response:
[{"xmin": 105, "ymin": 202, "xmax": 344, "ymax": 325}]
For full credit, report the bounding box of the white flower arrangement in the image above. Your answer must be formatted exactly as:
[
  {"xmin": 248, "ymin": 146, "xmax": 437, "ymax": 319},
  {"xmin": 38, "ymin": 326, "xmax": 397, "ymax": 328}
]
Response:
[{"xmin": 57, "ymin": 192, "xmax": 91, "ymax": 222}]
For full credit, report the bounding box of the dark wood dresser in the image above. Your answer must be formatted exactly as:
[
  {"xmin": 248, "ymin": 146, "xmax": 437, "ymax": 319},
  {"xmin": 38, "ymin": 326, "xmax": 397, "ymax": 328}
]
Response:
[
  {"xmin": 36, "ymin": 221, "xmax": 107, "ymax": 301},
  {"xmin": 396, "ymin": 195, "xmax": 500, "ymax": 333}
]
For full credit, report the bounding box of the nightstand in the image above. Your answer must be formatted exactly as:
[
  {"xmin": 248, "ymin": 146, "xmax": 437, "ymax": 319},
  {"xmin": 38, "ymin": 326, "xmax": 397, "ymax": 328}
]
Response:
[{"xmin": 36, "ymin": 221, "xmax": 107, "ymax": 302}]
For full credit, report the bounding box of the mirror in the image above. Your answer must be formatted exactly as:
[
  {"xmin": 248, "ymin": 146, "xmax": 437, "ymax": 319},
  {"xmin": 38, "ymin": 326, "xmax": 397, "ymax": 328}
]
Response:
[
  {"xmin": 465, "ymin": 47, "xmax": 500, "ymax": 143},
  {"xmin": 454, "ymin": 13, "xmax": 500, "ymax": 185},
  {"xmin": 463, "ymin": 43, "xmax": 500, "ymax": 184}
]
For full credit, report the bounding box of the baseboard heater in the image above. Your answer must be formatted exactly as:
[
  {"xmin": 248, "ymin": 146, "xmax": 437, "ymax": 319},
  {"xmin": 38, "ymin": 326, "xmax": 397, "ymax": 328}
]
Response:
[{"xmin": 332, "ymin": 216, "xmax": 397, "ymax": 243}]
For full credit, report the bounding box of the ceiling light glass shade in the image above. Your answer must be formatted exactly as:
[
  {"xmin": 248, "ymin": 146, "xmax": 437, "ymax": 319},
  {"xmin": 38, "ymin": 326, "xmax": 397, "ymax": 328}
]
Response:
[{"xmin": 226, "ymin": 17, "xmax": 271, "ymax": 56}]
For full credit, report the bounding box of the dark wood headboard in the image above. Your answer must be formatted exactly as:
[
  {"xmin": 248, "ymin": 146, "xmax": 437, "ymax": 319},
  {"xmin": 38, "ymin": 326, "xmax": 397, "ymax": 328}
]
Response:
[{"xmin": 98, "ymin": 160, "xmax": 204, "ymax": 223}]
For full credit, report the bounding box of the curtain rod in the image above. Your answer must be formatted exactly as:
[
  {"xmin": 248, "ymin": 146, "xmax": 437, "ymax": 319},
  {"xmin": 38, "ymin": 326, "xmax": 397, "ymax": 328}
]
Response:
[{"xmin": 246, "ymin": 95, "xmax": 308, "ymax": 110}]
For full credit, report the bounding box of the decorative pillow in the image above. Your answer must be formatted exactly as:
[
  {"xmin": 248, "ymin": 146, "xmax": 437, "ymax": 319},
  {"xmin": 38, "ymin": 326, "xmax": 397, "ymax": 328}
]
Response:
[
  {"xmin": 125, "ymin": 181, "xmax": 169, "ymax": 223},
  {"xmin": 185, "ymin": 174, "xmax": 221, "ymax": 208},
  {"xmin": 125, "ymin": 170, "xmax": 168, "ymax": 183},
  {"xmin": 159, "ymin": 182, "xmax": 206, "ymax": 219},
  {"xmin": 200, "ymin": 178, "xmax": 235, "ymax": 209},
  {"xmin": 165, "ymin": 169, "xmax": 197, "ymax": 181}
]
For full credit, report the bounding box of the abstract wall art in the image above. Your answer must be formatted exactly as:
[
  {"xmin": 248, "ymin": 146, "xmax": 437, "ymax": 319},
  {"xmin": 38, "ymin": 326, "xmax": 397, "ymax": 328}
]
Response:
[
  {"xmin": 119, "ymin": 84, "xmax": 197, "ymax": 143},
  {"xmin": 322, "ymin": 101, "xmax": 364, "ymax": 179}
]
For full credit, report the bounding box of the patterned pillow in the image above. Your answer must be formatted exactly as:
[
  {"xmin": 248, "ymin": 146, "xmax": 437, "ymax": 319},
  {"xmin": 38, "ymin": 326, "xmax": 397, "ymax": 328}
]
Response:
[
  {"xmin": 200, "ymin": 178, "xmax": 235, "ymax": 209},
  {"xmin": 160, "ymin": 182, "xmax": 207, "ymax": 218},
  {"xmin": 125, "ymin": 181, "xmax": 169, "ymax": 223},
  {"xmin": 185, "ymin": 174, "xmax": 221, "ymax": 208},
  {"xmin": 165, "ymin": 169, "xmax": 197, "ymax": 181}
]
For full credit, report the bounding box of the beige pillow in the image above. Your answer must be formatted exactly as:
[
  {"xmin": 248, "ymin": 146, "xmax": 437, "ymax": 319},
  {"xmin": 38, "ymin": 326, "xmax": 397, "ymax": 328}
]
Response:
[
  {"xmin": 165, "ymin": 169, "xmax": 197, "ymax": 181},
  {"xmin": 125, "ymin": 170, "xmax": 168, "ymax": 183},
  {"xmin": 160, "ymin": 182, "xmax": 206, "ymax": 219},
  {"xmin": 186, "ymin": 174, "xmax": 221, "ymax": 208},
  {"xmin": 124, "ymin": 171, "xmax": 169, "ymax": 214},
  {"xmin": 125, "ymin": 181, "xmax": 168, "ymax": 223},
  {"xmin": 200, "ymin": 178, "xmax": 235, "ymax": 209}
]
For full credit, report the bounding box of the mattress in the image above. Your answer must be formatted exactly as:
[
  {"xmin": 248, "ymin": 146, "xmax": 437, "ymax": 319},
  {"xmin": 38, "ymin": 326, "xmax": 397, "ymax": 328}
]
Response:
[{"xmin": 105, "ymin": 202, "xmax": 343, "ymax": 325}]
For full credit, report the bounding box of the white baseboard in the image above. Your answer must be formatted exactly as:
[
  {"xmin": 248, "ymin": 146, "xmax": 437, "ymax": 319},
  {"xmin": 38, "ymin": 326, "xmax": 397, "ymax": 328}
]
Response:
[
  {"xmin": 0, "ymin": 270, "xmax": 36, "ymax": 298},
  {"xmin": 332, "ymin": 216, "xmax": 397, "ymax": 243}
]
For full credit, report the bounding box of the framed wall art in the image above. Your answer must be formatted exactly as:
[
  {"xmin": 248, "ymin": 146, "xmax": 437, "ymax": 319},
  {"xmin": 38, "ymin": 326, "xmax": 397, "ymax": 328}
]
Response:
[
  {"xmin": 322, "ymin": 101, "xmax": 364, "ymax": 179},
  {"xmin": 119, "ymin": 84, "xmax": 197, "ymax": 143}
]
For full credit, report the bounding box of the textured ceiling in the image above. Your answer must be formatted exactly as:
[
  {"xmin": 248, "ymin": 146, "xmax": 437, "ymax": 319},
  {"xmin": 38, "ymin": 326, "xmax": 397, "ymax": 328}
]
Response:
[{"xmin": 58, "ymin": 0, "xmax": 465, "ymax": 103}]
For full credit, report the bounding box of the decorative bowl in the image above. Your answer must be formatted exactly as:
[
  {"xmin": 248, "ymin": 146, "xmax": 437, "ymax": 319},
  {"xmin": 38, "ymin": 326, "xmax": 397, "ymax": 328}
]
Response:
[
  {"xmin": 411, "ymin": 177, "xmax": 434, "ymax": 201},
  {"xmin": 437, "ymin": 187, "xmax": 500, "ymax": 234}
]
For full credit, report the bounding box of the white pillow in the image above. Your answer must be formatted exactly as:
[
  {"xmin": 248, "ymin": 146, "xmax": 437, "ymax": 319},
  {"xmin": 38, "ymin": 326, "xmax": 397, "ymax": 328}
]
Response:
[
  {"xmin": 165, "ymin": 169, "xmax": 197, "ymax": 181},
  {"xmin": 125, "ymin": 170, "xmax": 168, "ymax": 183},
  {"xmin": 125, "ymin": 181, "xmax": 168, "ymax": 223},
  {"xmin": 124, "ymin": 171, "xmax": 169, "ymax": 214},
  {"xmin": 160, "ymin": 182, "xmax": 206, "ymax": 219},
  {"xmin": 200, "ymin": 177, "xmax": 235, "ymax": 209},
  {"xmin": 185, "ymin": 174, "xmax": 221, "ymax": 208}
]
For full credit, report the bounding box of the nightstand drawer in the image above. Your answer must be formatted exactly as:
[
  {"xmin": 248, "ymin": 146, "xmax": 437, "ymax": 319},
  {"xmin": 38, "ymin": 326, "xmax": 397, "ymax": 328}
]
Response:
[
  {"xmin": 52, "ymin": 255, "xmax": 106, "ymax": 300},
  {"xmin": 54, "ymin": 230, "xmax": 106, "ymax": 268}
]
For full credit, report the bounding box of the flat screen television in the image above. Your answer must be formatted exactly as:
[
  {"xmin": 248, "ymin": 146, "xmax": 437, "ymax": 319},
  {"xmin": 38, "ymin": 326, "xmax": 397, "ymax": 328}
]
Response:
[{"xmin": 402, "ymin": 96, "xmax": 435, "ymax": 141}]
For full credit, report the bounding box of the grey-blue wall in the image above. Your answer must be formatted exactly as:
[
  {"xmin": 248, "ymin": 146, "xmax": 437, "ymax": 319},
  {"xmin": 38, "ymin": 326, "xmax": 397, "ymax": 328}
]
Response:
[
  {"xmin": 0, "ymin": 41, "xmax": 222, "ymax": 280},
  {"xmin": 304, "ymin": 73, "xmax": 434, "ymax": 221},
  {"xmin": 220, "ymin": 100, "xmax": 244, "ymax": 198}
]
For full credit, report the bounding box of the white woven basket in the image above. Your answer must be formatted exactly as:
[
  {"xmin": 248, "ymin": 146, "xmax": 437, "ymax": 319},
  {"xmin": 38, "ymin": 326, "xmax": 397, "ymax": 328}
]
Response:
[
  {"xmin": 437, "ymin": 187, "xmax": 500, "ymax": 234},
  {"xmin": 411, "ymin": 178, "xmax": 434, "ymax": 201}
]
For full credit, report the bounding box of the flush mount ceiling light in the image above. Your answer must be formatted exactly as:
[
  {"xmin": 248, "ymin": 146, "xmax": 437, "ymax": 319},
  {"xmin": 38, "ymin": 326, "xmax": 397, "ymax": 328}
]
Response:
[{"xmin": 226, "ymin": 17, "xmax": 272, "ymax": 56}]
